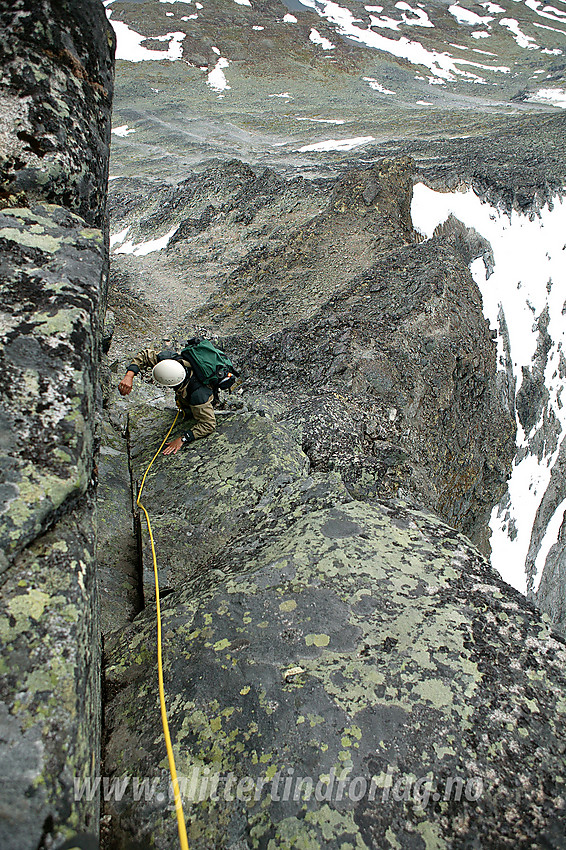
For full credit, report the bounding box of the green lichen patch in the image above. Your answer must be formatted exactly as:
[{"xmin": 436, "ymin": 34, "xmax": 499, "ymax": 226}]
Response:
[
  {"xmin": 104, "ymin": 471, "xmax": 566, "ymax": 848},
  {"xmin": 0, "ymin": 497, "xmax": 100, "ymax": 849},
  {"xmin": 0, "ymin": 202, "xmax": 104, "ymax": 573}
]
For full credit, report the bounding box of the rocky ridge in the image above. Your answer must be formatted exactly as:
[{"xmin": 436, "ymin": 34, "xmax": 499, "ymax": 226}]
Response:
[
  {"xmin": 107, "ymin": 156, "xmax": 517, "ymax": 551},
  {"xmin": 100, "ymin": 400, "xmax": 566, "ymax": 849},
  {"xmin": 99, "ymin": 155, "xmax": 566, "ymax": 847},
  {"xmin": 106, "ymin": 107, "xmax": 566, "ymax": 626}
]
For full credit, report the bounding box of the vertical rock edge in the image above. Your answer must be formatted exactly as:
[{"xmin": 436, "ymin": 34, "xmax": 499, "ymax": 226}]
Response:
[{"xmin": 0, "ymin": 1, "xmax": 115, "ymax": 848}]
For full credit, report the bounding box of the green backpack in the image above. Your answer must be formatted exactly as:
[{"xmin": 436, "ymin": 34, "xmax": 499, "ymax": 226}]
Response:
[{"xmin": 180, "ymin": 338, "xmax": 239, "ymax": 392}]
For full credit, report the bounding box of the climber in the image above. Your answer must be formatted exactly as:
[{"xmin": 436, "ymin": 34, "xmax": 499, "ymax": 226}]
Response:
[{"xmin": 118, "ymin": 347, "xmax": 215, "ymax": 455}]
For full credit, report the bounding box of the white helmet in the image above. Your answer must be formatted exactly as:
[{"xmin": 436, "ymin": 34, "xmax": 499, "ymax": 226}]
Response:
[{"xmin": 152, "ymin": 359, "xmax": 186, "ymax": 387}]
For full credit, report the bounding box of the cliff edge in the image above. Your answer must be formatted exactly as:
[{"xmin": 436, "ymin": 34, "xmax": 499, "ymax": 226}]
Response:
[{"xmin": 0, "ymin": 2, "xmax": 114, "ymax": 848}]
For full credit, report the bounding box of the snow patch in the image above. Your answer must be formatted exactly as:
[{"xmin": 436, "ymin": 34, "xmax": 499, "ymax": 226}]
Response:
[
  {"xmin": 109, "ymin": 227, "xmax": 130, "ymax": 248},
  {"xmin": 310, "ymin": 28, "xmax": 336, "ymax": 48},
  {"xmin": 368, "ymin": 2, "xmax": 434, "ymax": 31},
  {"xmin": 533, "ymin": 20, "xmax": 566, "ymax": 36},
  {"xmin": 448, "ymin": 3, "xmax": 493, "ymax": 25},
  {"xmin": 208, "ymin": 57, "xmax": 231, "ymax": 91},
  {"xmin": 114, "ymin": 225, "xmax": 179, "ymax": 256},
  {"xmin": 527, "ymin": 87, "xmax": 566, "ymax": 107},
  {"xmin": 500, "ymin": 17, "xmax": 539, "ymax": 48},
  {"xmin": 363, "ymin": 76, "xmax": 395, "ymax": 93},
  {"xmin": 110, "ymin": 20, "xmax": 186, "ymax": 62},
  {"xmin": 297, "ymin": 136, "xmax": 375, "ymax": 151},
  {"xmin": 369, "ymin": 13, "xmax": 405, "ymax": 30},
  {"xmin": 111, "ymin": 124, "xmax": 136, "ymax": 137},
  {"xmin": 482, "ymin": 1, "xmax": 505, "ymax": 12},
  {"xmin": 525, "ymin": 0, "xmax": 566, "ymax": 24},
  {"xmin": 394, "ymin": 2, "xmax": 434, "ymax": 27}
]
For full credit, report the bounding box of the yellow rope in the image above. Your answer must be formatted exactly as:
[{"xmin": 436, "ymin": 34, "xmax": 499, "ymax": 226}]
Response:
[{"xmin": 136, "ymin": 409, "xmax": 189, "ymax": 850}]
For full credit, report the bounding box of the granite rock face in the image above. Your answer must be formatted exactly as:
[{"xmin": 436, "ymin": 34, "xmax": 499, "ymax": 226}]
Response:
[
  {"xmin": 103, "ymin": 406, "xmax": 566, "ymax": 850},
  {"xmin": 0, "ymin": 1, "xmax": 115, "ymax": 847},
  {"xmin": 0, "ymin": 203, "xmax": 104, "ymax": 573},
  {"xmin": 0, "ymin": 495, "xmax": 100, "ymax": 850},
  {"xmin": 0, "ymin": 0, "xmax": 115, "ymax": 228}
]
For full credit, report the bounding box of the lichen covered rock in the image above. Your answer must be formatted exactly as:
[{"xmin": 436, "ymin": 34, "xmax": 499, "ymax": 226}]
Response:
[
  {"xmin": 0, "ymin": 202, "xmax": 104, "ymax": 574},
  {"xmin": 0, "ymin": 0, "xmax": 115, "ymax": 227},
  {"xmin": 103, "ymin": 408, "xmax": 566, "ymax": 849},
  {"xmin": 0, "ymin": 495, "xmax": 100, "ymax": 850},
  {"xmin": 128, "ymin": 405, "xmax": 310, "ymax": 599},
  {"xmin": 0, "ymin": 1, "xmax": 114, "ymax": 845},
  {"xmin": 0, "ymin": 199, "xmax": 107, "ymax": 848}
]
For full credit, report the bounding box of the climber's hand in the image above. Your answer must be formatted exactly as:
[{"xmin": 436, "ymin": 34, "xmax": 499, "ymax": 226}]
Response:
[
  {"xmin": 163, "ymin": 437, "xmax": 183, "ymax": 455},
  {"xmin": 118, "ymin": 372, "xmax": 134, "ymax": 395}
]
